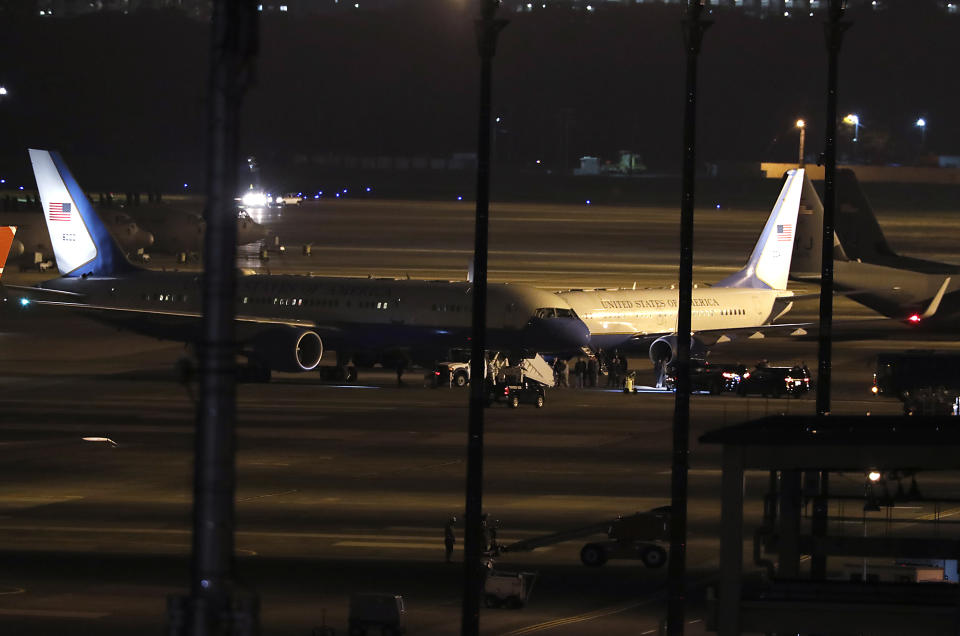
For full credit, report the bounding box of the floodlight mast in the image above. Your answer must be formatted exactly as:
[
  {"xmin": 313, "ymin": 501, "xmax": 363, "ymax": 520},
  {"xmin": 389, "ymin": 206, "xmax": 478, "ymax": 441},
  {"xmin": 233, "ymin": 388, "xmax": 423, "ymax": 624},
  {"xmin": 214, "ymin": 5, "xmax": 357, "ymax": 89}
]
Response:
[
  {"xmin": 462, "ymin": 1, "xmax": 507, "ymax": 635},
  {"xmin": 668, "ymin": 2, "xmax": 710, "ymax": 635}
]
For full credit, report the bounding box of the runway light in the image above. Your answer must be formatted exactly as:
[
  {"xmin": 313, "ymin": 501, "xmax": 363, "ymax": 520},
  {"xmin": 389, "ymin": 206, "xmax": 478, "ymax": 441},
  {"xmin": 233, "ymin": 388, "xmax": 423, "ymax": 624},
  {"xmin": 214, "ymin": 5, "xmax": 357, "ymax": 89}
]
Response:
[
  {"xmin": 365, "ymin": 187, "xmax": 371, "ymax": 192},
  {"xmin": 716, "ymin": 204, "xmax": 721, "ymax": 210},
  {"xmin": 336, "ymin": 193, "xmax": 340, "ymax": 198},
  {"xmin": 0, "ymin": 179, "xmax": 5, "ymax": 184},
  {"xmin": 183, "ymin": 183, "xmax": 188, "ymax": 189},
  {"xmin": 313, "ymin": 194, "xmax": 319, "ymax": 199},
  {"xmin": 908, "ymin": 313, "xmax": 921, "ymax": 323},
  {"xmin": 342, "ymin": 189, "xmax": 348, "ymax": 194},
  {"xmin": 585, "ymin": 199, "xmax": 591, "ymax": 205},
  {"xmin": 457, "ymin": 196, "xmax": 463, "ymax": 201},
  {"xmin": 871, "ymin": 385, "xmax": 879, "ymax": 394},
  {"xmin": 868, "ymin": 470, "xmax": 882, "ymax": 482}
]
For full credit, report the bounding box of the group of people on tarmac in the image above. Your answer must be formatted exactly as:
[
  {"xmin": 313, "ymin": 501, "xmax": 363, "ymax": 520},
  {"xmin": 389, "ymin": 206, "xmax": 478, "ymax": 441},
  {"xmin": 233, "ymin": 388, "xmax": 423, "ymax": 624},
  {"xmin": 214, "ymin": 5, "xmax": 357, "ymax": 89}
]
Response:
[
  {"xmin": 552, "ymin": 351, "xmax": 628, "ymax": 389},
  {"xmin": 443, "ymin": 513, "xmax": 500, "ymax": 563}
]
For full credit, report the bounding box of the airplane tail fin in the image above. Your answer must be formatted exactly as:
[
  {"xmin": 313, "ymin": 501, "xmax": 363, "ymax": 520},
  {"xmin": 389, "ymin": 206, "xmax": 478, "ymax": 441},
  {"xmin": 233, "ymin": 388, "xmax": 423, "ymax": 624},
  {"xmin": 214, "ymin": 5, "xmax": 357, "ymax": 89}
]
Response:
[
  {"xmin": 791, "ymin": 171, "xmax": 849, "ymax": 278},
  {"xmin": 0, "ymin": 226, "xmax": 17, "ymax": 280},
  {"xmin": 714, "ymin": 168, "xmax": 804, "ymax": 291},
  {"xmin": 835, "ymin": 168, "xmax": 897, "ymax": 263},
  {"xmin": 28, "ymin": 149, "xmax": 136, "ymax": 277}
]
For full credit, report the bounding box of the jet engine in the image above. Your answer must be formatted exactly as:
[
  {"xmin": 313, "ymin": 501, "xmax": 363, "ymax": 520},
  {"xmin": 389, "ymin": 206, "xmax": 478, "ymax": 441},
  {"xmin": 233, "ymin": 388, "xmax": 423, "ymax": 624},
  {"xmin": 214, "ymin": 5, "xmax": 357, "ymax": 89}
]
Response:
[
  {"xmin": 249, "ymin": 328, "xmax": 323, "ymax": 372},
  {"xmin": 648, "ymin": 335, "xmax": 707, "ymax": 366},
  {"xmin": 9, "ymin": 239, "xmax": 25, "ymax": 259}
]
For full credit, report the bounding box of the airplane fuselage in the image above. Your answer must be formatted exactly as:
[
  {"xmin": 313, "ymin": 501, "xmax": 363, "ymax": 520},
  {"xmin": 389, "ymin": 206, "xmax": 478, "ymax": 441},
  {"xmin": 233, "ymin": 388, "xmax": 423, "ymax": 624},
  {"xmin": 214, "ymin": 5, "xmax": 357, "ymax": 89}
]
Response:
[
  {"xmin": 35, "ymin": 271, "xmax": 589, "ymax": 362},
  {"xmin": 558, "ymin": 286, "xmax": 785, "ymax": 350}
]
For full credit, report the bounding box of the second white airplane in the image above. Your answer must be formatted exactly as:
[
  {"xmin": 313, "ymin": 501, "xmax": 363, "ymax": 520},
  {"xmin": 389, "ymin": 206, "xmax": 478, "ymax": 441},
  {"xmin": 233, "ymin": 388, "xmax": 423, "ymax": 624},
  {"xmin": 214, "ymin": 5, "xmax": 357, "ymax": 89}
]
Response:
[{"xmin": 557, "ymin": 168, "xmax": 806, "ymax": 380}]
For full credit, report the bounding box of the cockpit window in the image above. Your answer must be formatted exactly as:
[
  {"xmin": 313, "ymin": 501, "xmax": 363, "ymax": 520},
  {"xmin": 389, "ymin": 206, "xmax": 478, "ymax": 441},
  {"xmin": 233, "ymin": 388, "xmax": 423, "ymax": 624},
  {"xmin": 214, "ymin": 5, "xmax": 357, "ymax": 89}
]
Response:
[{"xmin": 535, "ymin": 307, "xmax": 576, "ymax": 319}]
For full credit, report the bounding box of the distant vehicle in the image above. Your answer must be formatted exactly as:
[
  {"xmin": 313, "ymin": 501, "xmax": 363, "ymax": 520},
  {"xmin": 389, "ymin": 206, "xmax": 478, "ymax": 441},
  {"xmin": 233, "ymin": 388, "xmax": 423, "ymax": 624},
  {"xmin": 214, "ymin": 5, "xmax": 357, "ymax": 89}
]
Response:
[
  {"xmin": 487, "ymin": 379, "xmax": 546, "ymax": 409},
  {"xmin": 348, "ymin": 593, "xmax": 406, "ymax": 636},
  {"xmin": 276, "ymin": 194, "xmax": 303, "ymax": 206},
  {"xmin": 501, "ymin": 507, "xmax": 670, "ymax": 569},
  {"xmin": 664, "ymin": 360, "xmax": 747, "ymax": 394},
  {"xmin": 737, "ymin": 364, "xmax": 810, "ymax": 398},
  {"xmin": 431, "ymin": 360, "xmax": 472, "ymax": 388},
  {"xmin": 430, "ymin": 353, "xmax": 555, "ymax": 389}
]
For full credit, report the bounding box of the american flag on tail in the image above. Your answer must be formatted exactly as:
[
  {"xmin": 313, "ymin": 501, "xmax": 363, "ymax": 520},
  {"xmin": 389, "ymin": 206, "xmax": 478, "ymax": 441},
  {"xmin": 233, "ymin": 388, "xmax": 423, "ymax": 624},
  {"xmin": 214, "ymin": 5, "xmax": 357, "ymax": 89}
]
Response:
[
  {"xmin": 49, "ymin": 202, "xmax": 72, "ymax": 222},
  {"xmin": 777, "ymin": 223, "xmax": 793, "ymax": 242}
]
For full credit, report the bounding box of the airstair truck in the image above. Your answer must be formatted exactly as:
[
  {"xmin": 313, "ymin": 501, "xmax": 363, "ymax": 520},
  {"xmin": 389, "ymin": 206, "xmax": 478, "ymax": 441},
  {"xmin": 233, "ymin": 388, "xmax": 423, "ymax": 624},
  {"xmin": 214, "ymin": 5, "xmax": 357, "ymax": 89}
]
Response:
[{"xmin": 500, "ymin": 507, "xmax": 670, "ymax": 568}]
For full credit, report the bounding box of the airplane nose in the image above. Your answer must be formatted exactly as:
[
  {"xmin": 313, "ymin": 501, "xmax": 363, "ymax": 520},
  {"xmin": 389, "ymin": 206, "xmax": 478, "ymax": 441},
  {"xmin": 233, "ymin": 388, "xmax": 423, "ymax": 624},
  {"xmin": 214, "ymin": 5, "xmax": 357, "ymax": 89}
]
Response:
[{"xmin": 523, "ymin": 317, "xmax": 591, "ymax": 352}]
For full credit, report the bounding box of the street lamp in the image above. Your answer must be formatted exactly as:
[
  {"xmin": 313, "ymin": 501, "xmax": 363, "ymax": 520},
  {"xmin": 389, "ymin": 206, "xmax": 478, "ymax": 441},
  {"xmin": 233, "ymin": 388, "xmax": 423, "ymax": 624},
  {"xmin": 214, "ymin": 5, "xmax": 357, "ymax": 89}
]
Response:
[
  {"xmin": 0, "ymin": 86, "xmax": 8, "ymax": 96},
  {"xmin": 796, "ymin": 119, "xmax": 806, "ymax": 167},
  {"xmin": 843, "ymin": 113, "xmax": 860, "ymax": 142},
  {"xmin": 915, "ymin": 117, "xmax": 927, "ymax": 148}
]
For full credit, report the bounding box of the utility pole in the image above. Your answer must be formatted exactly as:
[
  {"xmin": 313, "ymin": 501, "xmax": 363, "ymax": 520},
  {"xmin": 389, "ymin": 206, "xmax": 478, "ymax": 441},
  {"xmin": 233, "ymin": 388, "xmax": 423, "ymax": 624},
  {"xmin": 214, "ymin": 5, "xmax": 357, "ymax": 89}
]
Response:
[
  {"xmin": 462, "ymin": 1, "xmax": 507, "ymax": 635},
  {"xmin": 668, "ymin": 2, "xmax": 710, "ymax": 635},
  {"xmin": 167, "ymin": 1, "xmax": 259, "ymax": 634},
  {"xmin": 812, "ymin": 0, "xmax": 850, "ymax": 581}
]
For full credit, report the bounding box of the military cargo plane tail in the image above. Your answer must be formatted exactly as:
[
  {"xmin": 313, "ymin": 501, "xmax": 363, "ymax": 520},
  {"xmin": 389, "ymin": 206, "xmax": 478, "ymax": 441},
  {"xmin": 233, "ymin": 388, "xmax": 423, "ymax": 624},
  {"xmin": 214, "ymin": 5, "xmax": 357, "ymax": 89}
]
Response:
[
  {"xmin": 29, "ymin": 149, "xmax": 137, "ymax": 277},
  {"xmin": 714, "ymin": 168, "xmax": 805, "ymax": 291},
  {"xmin": 0, "ymin": 226, "xmax": 17, "ymax": 279},
  {"xmin": 833, "ymin": 168, "xmax": 898, "ymax": 264}
]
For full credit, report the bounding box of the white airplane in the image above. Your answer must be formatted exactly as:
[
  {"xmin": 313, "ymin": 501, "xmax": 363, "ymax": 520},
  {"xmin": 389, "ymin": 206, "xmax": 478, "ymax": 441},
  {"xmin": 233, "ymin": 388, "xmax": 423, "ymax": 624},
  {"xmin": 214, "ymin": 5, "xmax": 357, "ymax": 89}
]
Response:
[
  {"xmin": 1, "ymin": 149, "xmax": 590, "ymax": 381},
  {"xmin": 557, "ymin": 168, "xmax": 807, "ymax": 380}
]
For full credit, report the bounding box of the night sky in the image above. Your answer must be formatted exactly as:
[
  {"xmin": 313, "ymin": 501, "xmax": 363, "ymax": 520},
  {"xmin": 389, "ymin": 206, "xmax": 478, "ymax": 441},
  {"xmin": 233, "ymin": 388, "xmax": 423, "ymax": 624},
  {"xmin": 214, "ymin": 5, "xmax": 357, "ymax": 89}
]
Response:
[{"xmin": 0, "ymin": 1, "xmax": 957, "ymax": 190}]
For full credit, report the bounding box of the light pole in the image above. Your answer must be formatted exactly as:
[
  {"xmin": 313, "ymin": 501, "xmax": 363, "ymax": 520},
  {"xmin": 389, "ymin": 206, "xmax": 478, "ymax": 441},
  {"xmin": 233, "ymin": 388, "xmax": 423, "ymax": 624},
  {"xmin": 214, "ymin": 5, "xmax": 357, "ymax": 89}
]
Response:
[
  {"xmin": 843, "ymin": 113, "xmax": 860, "ymax": 142},
  {"xmin": 796, "ymin": 119, "xmax": 806, "ymax": 167},
  {"xmin": 915, "ymin": 117, "xmax": 927, "ymax": 149}
]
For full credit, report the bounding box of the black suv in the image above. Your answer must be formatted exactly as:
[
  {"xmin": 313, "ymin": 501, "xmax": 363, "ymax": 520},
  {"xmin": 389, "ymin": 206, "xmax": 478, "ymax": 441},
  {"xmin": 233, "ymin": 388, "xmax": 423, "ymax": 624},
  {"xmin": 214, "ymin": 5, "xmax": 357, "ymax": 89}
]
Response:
[
  {"xmin": 665, "ymin": 361, "xmax": 747, "ymax": 394},
  {"xmin": 737, "ymin": 364, "xmax": 811, "ymax": 398}
]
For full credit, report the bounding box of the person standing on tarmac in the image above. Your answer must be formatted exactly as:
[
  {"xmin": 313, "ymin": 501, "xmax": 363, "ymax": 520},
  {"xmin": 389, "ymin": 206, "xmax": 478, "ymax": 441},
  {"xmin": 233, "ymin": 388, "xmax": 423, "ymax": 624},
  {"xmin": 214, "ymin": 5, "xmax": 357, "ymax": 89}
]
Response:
[{"xmin": 444, "ymin": 516, "xmax": 457, "ymax": 563}]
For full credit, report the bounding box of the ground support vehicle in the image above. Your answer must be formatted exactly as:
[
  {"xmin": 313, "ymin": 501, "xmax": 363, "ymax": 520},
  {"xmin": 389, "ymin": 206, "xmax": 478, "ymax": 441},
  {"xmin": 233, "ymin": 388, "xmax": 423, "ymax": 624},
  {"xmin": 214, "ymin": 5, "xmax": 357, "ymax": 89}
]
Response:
[
  {"xmin": 664, "ymin": 360, "xmax": 747, "ymax": 394},
  {"xmin": 736, "ymin": 364, "xmax": 810, "ymax": 398},
  {"xmin": 348, "ymin": 593, "xmax": 406, "ymax": 636},
  {"xmin": 487, "ymin": 380, "xmax": 546, "ymax": 408},
  {"xmin": 430, "ymin": 353, "xmax": 554, "ymax": 389},
  {"xmin": 483, "ymin": 570, "xmax": 538, "ymax": 609},
  {"xmin": 500, "ymin": 507, "xmax": 670, "ymax": 568}
]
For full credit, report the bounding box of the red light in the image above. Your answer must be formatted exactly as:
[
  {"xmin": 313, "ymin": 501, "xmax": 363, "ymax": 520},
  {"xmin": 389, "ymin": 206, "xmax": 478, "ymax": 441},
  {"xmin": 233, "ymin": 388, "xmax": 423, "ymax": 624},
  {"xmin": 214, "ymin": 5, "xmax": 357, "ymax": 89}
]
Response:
[
  {"xmin": 504, "ymin": 387, "xmax": 510, "ymax": 395},
  {"xmin": 908, "ymin": 313, "xmax": 921, "ymax": 323},
  {"xmin": 434, "ymin": 371, "xmax": 440, "ymax": 375}
]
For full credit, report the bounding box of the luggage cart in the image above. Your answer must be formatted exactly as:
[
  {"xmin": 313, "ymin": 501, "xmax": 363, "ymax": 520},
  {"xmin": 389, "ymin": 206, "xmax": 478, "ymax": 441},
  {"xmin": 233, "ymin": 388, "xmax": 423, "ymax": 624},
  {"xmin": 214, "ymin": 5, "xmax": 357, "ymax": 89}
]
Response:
[{"xmin": 483, "ymin": 570, "xmax": 537, "ymax": 609}]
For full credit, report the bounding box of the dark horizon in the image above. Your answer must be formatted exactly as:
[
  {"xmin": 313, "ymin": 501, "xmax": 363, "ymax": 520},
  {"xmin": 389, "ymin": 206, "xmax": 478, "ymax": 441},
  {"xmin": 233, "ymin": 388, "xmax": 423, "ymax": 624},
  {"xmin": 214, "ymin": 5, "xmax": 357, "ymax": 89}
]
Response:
[{"xmin": 0, "ymin": 1, "xmax": 957, "ymax": 190}]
